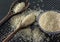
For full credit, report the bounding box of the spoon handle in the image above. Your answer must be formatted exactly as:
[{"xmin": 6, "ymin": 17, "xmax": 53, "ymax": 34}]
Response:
[
  {"xmin": 0, "ymin": 12, "xmax": 13, "ymax": 26},
  {"xmin": 2, "ymin": 25, "xmax": 22, "ymax": 42}
]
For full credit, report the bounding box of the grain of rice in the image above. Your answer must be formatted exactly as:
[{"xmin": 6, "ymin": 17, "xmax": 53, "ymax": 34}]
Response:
[
  {"xmin": 22, "ymin": 12, "xmax": 36, "ymax": 26},
  {"xmin": 13, "ymin": 2, "xmax": 25, "ymax": 13},
  {"xmin": 32, "ymin": 28, "xmax": 45, "ymax": 42},
  {"xmin": 10, "ymin": 14, "xmax": 25, "ymax": 29}
]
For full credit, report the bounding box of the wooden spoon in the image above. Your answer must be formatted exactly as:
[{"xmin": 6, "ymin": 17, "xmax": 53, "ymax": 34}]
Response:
[
  {"xmin": 2, "ymin": 13, "xmax": 36, "ymax": 42},
  {"xmin": 0, "ymin": 0, "xmax": 29, "ymax": 26}
]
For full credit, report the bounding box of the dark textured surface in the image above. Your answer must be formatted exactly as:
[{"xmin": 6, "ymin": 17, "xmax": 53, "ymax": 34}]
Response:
[{"xmin": 0, "ymin": 0, "xmax": 60, "ymax": 42}]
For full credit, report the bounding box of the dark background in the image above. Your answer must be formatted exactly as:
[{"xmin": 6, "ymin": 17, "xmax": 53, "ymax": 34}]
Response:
[
  {"xmin": 0, "ymin": 0, "xmax": 14, "ymax": 20},
  {"xmin": 0, "ymin": 0, "xmax": 60, "ymax": 20}
]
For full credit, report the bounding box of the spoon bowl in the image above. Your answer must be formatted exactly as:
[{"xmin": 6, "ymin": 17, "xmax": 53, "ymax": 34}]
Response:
[{"xmin": 0, "ymin": 0, "xmax": 29, "ymax": 26}]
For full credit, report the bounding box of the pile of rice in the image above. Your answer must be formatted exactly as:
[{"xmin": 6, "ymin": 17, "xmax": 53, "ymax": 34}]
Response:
[{"xmin": 9, "ymin": 9, "xmax": 45, "ymax": 42}]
